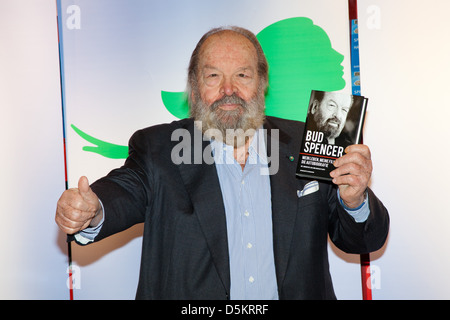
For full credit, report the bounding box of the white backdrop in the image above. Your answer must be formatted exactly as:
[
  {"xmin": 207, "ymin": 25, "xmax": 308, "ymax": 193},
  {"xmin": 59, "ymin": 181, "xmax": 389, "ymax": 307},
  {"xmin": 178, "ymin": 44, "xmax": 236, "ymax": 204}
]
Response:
[
  {"xmin": 0, "ymin": 0, "xmax": 68, "ymax": 299},
  {"xmin": 8, "ymin": 0, "xmax": 447, "ymax": 300},
  {"xmin": 358, "ymin": 0, "xmax": 450, "ymax": 299}
]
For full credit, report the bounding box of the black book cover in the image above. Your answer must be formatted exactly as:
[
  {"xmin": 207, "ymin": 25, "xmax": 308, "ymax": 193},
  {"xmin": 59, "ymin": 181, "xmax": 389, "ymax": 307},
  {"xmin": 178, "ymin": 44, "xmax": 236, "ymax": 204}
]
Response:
[{"xmin": 296, "ymin": 90, "xmax": 368, "ymax": 181}]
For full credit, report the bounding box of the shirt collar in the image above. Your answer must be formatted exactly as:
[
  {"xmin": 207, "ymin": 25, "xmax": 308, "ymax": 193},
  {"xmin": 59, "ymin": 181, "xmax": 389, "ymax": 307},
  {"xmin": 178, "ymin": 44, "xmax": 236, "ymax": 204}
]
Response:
[{"xmin": 210, "ymin": 127, "xmax": 268, "ymax": 165}]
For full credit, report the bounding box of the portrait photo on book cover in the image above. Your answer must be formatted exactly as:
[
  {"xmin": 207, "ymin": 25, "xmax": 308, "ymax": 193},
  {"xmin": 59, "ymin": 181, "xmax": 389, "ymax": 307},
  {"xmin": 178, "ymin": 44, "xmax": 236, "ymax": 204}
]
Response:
[{"xmin": 306, "ymin": 90, "xmax": 366, "ymax": 146}]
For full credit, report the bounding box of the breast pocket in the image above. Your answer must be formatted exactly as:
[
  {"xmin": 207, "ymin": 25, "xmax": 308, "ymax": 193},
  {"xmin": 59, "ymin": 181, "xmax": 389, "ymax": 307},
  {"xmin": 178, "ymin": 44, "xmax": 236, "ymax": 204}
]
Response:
[
  {"xmin": 297, "ymin": 188, "xmax": 322, "ymax": 207},
  {"xmin": 296, "ymin": 188, "xmax": 329, "ymax": 239}
]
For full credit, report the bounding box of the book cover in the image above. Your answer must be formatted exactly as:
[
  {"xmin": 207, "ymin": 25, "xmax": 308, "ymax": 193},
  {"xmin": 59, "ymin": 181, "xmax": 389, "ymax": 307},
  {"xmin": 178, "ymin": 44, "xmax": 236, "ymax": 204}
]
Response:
[{"xmin": 296, "ymin": 90, "xmax": 368, "ymax": 181}]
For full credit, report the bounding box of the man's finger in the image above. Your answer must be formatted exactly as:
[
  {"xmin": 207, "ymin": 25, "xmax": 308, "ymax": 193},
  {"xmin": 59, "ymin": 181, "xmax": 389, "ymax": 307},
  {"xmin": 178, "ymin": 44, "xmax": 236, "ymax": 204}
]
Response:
[
  {"xmin": 334, "ymin": 150, "xmax": 370, "ymax": 169},
  {"xmin": 55, "ymin": 206, "xmax": 88, "ymax": 234}
]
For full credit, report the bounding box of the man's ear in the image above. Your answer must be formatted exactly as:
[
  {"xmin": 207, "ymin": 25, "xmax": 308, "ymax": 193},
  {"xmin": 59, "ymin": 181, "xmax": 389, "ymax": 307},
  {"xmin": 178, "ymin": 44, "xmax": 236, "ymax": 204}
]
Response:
[
  {"xmin": 310, "ymin": 100, "xmax": 319, "ymax": 114},
  {"xmin": 190, "ymin": 86, "xmax": 199, "ymax": 105}
]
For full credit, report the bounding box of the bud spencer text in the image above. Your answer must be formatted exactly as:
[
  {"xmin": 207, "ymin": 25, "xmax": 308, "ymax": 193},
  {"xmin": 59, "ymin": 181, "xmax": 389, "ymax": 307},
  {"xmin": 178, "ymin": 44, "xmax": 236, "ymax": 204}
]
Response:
[{"xmin": 302, "ymin": 130, "xmax": 344, "ymax": 158}]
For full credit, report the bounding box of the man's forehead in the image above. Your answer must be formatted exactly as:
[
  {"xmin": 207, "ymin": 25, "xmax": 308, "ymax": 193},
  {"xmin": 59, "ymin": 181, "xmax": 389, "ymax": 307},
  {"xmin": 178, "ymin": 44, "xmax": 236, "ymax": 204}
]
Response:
[
  {"xmin": 324, "ymin": 92, "xmax": 352, "ymax": 105},
  {"xmin": 199, "ymin": 31, "xmax": 257, "ymax": 60},
  {"xmin": 202, "ymin": 30, "xmax": 252, "ymax": 45}
]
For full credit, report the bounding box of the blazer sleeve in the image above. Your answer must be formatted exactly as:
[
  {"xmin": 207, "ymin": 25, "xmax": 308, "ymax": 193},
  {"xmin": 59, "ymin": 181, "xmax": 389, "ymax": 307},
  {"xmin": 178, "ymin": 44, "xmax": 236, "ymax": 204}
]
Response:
[
  {"xmin": 328, "ymin": 187, "xmax": 390, "ymax": 254},
  {"xmin": 88, "ymin": 129, "xmax": 153, "ymax": 242}
]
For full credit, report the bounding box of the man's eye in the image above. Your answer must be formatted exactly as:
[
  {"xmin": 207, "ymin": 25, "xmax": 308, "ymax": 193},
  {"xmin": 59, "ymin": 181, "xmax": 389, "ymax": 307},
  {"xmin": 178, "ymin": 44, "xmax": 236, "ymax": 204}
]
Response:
[
  {"xmin": 203, "ymin": 72, "xmax": 221, "ymax": 86},
  {"xmin": 235, "ymin": 73, "xmax": 253, "ymax": 83}
]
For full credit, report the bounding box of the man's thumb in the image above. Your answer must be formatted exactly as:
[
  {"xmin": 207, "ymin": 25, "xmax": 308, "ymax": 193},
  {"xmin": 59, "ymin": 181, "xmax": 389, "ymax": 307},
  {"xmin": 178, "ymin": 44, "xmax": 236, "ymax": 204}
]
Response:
[{"xmin": 78, "ymin": 176, "xmax": 91, "ymax": 197}]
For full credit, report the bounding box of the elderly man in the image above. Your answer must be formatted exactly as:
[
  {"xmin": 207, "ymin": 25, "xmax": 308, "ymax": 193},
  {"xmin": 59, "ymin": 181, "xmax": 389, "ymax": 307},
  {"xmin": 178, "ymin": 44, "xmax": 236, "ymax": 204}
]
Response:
[{"xmin": 56, "ymin": 26, "xmax": 389, "ymax": 300}]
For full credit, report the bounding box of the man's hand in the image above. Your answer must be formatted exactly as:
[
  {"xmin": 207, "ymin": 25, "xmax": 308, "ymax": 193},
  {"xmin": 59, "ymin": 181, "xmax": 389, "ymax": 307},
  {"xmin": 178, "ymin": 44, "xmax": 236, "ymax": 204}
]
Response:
[
  {"xmin": 55, "ymin": 176, "xmax": 103, "ymax": 235},
  {"xmin": 330, "ymin": 144, "xmax": 372, "ymax": 209}
]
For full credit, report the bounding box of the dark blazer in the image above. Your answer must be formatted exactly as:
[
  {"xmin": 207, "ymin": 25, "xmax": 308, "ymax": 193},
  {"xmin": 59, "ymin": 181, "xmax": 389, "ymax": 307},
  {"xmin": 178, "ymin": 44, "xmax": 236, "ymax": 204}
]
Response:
[{"xmin": 86, "ymin": 116, "xmax": 389, "ymax": 300}]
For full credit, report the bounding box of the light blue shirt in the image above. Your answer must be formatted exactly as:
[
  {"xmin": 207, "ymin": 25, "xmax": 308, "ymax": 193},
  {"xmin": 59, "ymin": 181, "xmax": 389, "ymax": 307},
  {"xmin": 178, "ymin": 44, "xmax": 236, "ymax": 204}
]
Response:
[{"xmin": 211, "ymin": 129, "xmax": 278, "ymax": 300}]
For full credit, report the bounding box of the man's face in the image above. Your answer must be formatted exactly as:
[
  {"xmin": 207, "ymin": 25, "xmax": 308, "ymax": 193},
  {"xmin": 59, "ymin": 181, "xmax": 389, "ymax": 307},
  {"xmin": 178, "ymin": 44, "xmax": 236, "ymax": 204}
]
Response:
[
  {"xmin": 311, "ymin": 92, "xmax": 352, "ymax": 140},
  {"xmin": 198, "ymin": 31, "xmax": 260, "ymax": 107},
  {"xmin": 190, "ymin": 31, "xmax": 266, "ymax": 146}
]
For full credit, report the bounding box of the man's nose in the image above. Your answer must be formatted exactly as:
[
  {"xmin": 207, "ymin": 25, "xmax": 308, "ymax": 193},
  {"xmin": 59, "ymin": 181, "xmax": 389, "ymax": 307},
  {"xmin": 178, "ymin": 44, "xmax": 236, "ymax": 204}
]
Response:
[
  {"xmin": 336, "ymin": 107, "xmax": 346, "ymax": 120},
  {"xmin": 330, "ymin": 106, "xmax": 343, "ymax": 119},
  {"xmin": 221, "ymin": 77, "xmax": 237, "ymax": 96}
]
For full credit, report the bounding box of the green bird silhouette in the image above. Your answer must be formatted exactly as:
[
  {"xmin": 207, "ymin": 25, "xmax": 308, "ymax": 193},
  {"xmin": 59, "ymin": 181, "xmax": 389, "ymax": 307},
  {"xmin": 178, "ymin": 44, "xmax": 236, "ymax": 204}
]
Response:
[{"xmin": 72, "ymin": 17, "xmax": 346, "ymax": 159}]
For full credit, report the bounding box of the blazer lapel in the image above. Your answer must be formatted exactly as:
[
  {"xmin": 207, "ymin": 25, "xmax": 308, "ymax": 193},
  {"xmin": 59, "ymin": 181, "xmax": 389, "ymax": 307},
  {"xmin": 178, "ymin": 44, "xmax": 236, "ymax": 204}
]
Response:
[
  {"xmin": 176, "ymin": 120, "xmax": 231, "ymax": 296},
  {"xmin": 265, "ymin": 118, "xmax": 302, "ymax": 291}
]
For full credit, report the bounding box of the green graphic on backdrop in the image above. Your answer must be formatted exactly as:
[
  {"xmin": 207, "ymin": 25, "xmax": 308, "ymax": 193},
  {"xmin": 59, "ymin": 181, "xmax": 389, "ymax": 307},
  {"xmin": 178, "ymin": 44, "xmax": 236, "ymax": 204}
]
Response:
[
  {"xmin": 73, "ymin": 17, "xmax": 346, "ymax": 159},
  {"xmin": 71, "ymin": 124, "xmax": 129, "ymax": 159}
]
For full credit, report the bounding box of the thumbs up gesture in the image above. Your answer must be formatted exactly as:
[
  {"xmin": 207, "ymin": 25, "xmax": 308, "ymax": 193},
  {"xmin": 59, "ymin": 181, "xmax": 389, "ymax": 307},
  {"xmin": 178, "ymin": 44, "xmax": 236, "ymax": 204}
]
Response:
[{"xmin": 55, "ymin": 176, "xmax": 103, "ymax": 235}]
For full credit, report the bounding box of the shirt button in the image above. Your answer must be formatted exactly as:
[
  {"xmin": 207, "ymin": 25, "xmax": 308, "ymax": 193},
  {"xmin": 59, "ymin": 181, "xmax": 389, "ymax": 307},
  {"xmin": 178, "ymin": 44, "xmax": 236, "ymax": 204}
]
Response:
[
  {"xmin": 246, "ymin": 243, "xmax": 253, "ymax": 249},
  {"xmin": 241, "ymin": 180, "xmax": 245, "ymax": 185},
  {"xmin": 249, "ymin": 276, "xmax": 255, "ymax": 283},
  {"xmin": 244, "ymin": 210, "xmax": 250, "ymax": 217}
]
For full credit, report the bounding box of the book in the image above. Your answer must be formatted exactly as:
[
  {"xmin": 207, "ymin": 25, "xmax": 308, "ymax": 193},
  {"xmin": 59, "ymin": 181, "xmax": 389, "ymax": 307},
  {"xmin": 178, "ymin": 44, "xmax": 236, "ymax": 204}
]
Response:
[{"xmin": 296, "ymin": 90, "xmax": 368, "ymax": 181}]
